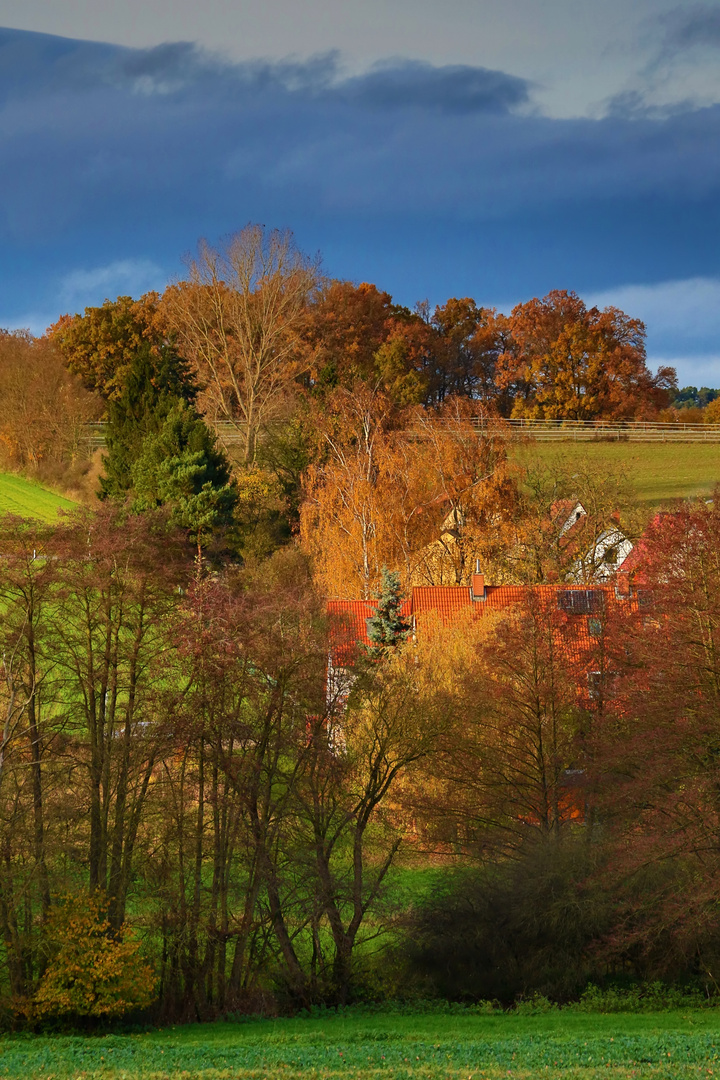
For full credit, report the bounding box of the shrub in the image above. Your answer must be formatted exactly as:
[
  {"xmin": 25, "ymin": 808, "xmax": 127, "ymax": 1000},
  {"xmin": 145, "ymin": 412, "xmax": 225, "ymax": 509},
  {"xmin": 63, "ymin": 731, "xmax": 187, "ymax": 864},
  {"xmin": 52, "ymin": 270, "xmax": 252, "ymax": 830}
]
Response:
[
  {"xmin": 401, "ymin": 839, "xmax": 611, "ymax": 1004},
  {"xmin": 32, "ymin": 894, "xmax": 156, "ymax": 1020},
  {"xmin": 569, "ymin": 981, "xmax": 709, "ymax": 1012}
]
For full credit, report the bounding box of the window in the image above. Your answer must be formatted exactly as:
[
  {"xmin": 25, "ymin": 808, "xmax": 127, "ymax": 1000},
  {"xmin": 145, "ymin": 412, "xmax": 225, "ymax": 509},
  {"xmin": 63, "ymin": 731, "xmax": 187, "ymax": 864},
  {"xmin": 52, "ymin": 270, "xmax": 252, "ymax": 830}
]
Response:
[
  {"xmin": 588, "ymin": 617, "xmax": 603, "ymax": 637},
  {"xmin": 587, "ymin": 671, "xmax": 603, "ymax": 700},
  {"xmin": 637, "ymin": 589, "xmax": 655, "ymax": 609},
  {"xmin": 587, "ymin": 669, "xmax": 620, "ymax": 701},
  {"xmin": 557, "ymin": 589, "xmax": 604, "ymax": 615}
]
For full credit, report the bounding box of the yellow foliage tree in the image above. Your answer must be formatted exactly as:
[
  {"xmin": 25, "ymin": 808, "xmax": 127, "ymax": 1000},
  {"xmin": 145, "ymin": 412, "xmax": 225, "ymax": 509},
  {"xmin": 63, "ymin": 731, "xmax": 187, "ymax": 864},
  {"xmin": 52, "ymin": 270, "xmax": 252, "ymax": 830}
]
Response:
[
  {"xmin": 300, "ymin": 389, "xmax": 512, "ymax": 597},
  {"xmin": 33, "ymin": 894, "xmax": 156, "ymax": 1019}
]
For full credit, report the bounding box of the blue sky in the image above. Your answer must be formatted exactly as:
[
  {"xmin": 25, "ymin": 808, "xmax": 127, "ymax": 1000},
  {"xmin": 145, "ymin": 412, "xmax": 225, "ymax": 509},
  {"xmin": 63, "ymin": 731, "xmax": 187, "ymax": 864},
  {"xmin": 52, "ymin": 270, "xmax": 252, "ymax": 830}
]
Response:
[{"xmin": 1, "ymin": 1, "xmax": 720, "ymax": 384}]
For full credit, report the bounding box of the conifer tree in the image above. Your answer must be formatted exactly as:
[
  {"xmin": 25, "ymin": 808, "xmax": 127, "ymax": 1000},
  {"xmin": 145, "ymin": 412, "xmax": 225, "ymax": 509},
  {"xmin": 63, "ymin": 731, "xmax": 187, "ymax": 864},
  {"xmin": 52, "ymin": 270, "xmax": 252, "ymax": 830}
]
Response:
[
  {"xmin": 99, "ymin": 341, "xmax": 196, "ymax": 499},
  {"xmin": 367, "ymin": 567, "xmax": 411, "ymax": 652},
  {"xmin": 130, "ymin": 402, "xmax": 237, "ymax": 553}
]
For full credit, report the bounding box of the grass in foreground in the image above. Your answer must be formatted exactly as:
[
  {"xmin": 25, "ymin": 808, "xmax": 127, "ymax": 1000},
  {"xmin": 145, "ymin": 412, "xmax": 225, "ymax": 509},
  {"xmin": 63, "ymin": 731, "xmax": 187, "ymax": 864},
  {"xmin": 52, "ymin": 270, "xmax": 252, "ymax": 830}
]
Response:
[
  {"xmin": 511, "ymin": 442, "xmax": 720, "ymax": 505},
  {"xmin": 2, "ymin": 1008, "xmax": 720, "ymax": 1079},
  {"xmin": 0, "ymin": 473, "xmax": 77, "ymax": 522}
]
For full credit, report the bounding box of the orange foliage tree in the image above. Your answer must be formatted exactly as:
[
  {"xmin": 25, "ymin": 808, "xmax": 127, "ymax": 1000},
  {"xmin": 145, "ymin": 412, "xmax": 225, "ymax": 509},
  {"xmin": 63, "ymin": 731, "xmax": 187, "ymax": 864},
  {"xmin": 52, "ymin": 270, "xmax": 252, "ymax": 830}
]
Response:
[
  {"xmin": 49, "ymin": 293, "xmax": 160, "ymax": 401},
  {"xmin": 427, "ymin": 298, "xmax": 511, "ymax": 408},
  {"xmin": 411, "ymin": 592, "xmax": 595, "ymax": 856},
  {"xmin": 496, "ymin": 290, "xmax": 675, "ymax": 420},
  {"xmin": 589, "ymin": 502, "xmax": 720, "ymax": 970},
  {"xmin": 0, "ymin": 330, "xmax": 100, "ymax": 473},
  {"xmin": 299, "ymin": 389, "xmax": 512, "ymax": 597}
]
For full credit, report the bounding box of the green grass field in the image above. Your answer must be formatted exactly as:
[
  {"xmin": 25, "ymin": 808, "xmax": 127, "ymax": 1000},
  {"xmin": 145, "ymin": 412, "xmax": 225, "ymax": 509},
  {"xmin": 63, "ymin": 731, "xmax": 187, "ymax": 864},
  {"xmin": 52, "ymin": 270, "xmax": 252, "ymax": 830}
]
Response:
[
  {"xmin": 2, "ymin": 1009, "xmax": 720, "ymax": 1079},
  {"xmin": 511, "ymin": 442, "xmax": 720, "ymax": 505},
  {"xmin": 0, "ymin": 473, "xmax": 77, "ymax": 521}
]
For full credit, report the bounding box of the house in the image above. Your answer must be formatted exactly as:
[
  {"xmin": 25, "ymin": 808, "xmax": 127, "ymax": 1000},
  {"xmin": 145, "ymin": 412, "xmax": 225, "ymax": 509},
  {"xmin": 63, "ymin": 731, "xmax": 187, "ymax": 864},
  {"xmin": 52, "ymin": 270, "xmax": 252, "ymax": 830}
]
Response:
[
  {"xmin": 327, "ymin": 567, "xmax": 640, "ymax": 710},
  {"xmin": 553, "ymin": 501, "xmax": 634, "ymax": 583},
  {"xmin": 327, "ymin": 569, "xmax": 644, "ymax": 828}
]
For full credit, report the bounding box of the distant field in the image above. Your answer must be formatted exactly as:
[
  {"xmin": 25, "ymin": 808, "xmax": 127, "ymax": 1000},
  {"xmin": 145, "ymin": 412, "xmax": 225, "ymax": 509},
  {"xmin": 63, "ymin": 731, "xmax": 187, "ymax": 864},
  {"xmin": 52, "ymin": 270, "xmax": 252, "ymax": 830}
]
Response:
[
  {"xmin": 1, "ymin": 1008, "xmax": 720, "ymax": 1078},
  {"xmin": 511, "ymin": 441, "xmax": 720, "ymax": 505},
  {"xmin": 0, "ymin": 473, "xmax": 77, "ymax": 521}
]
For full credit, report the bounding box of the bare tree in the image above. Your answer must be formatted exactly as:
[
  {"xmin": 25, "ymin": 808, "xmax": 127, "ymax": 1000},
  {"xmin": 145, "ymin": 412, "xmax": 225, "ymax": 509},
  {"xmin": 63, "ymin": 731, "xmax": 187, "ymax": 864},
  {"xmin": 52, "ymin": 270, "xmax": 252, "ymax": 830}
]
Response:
[
  {"xmin": 0, "ymin": 622, "xmax": 35, "ymax": 790},
  {"xmin": 162, "ymin": 225, "xmax": 320, "ymax": 462}
]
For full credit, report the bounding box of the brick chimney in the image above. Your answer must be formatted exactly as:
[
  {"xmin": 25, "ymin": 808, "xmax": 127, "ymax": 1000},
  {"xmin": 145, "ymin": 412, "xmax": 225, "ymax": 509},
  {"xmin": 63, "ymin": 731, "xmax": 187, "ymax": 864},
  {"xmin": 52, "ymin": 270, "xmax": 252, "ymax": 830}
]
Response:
[
  {"xmin": 615, "ymin": 568, "xmax": 631, "ymax": 598},
  {"xmin": 471, "ymin": 559, "xmax": 486, "ymax": 601}
]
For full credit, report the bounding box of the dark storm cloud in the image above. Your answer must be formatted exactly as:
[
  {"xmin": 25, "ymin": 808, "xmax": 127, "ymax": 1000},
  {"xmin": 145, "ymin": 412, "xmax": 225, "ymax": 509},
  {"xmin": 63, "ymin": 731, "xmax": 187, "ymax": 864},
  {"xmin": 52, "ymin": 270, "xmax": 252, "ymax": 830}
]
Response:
[
  {"xmin": 659, "ymin": 4, "xmax": 720, "ymax": 53},
  {"xmin": 2, "ymin": 26, "xmax": 718, "ymax": 222},
  {"xmin": 337, "ymin": 60, "xmax": 530, "ymax": 114},
  {"xmin": 0, "ymin": 28, "xmax": 530, "ymax": 114}
]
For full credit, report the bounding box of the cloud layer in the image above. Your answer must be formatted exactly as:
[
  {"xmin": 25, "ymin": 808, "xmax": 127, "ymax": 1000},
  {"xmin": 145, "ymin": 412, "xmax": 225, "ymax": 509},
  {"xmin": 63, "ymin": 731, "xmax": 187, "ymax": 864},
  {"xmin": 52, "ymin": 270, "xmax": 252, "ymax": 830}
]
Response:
[{"xmin": 0, "ymin": 27, "xmax": 718, "ymax": 383}]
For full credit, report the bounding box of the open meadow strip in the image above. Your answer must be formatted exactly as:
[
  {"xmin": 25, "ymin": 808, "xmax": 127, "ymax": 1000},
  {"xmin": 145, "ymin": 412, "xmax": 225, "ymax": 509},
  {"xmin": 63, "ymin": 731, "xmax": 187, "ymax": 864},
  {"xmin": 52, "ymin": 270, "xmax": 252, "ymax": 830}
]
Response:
[
  {"xmin": 1, "ymin": 1011, "xmax": 720, "ymax": 1079},
  {"xmin": 510, "ymin": 441, "xmax": 720, "ymax": 505},
  {"xmin": 0, "ymin": 473, "xmax": 77, "ymax": 521}
]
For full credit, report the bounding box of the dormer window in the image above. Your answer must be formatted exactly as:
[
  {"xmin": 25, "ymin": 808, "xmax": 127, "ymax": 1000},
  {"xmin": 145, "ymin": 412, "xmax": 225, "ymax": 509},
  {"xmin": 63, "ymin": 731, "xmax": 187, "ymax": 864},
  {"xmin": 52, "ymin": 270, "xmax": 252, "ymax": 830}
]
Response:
[{"xmin": 557, "ymin": 590, "xmax": 604, "ymax": 614}]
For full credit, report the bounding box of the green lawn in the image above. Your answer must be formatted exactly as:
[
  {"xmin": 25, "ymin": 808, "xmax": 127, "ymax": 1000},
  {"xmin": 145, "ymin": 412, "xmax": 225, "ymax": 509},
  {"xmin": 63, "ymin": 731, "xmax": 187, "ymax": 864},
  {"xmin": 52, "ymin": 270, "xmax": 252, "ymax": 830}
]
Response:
[
  {"xmin": 2, "ymin": 1009, "xmax": 720, "ymax": 1079},
  {"xmin": 0, "ymin": 473, "xmax": 77, "ymax": 521},
  {"xmin": 511, "ymin": 442, "xmax": 720, "ymax": 505}
]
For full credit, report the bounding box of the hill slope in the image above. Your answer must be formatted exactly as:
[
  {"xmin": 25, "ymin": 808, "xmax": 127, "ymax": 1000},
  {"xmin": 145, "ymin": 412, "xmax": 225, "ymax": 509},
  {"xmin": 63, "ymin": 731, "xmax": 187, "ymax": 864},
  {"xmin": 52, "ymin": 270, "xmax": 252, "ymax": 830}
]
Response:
[{"xmin": 0, "ymin": 473, "xmax": 78, "ymax": 522}]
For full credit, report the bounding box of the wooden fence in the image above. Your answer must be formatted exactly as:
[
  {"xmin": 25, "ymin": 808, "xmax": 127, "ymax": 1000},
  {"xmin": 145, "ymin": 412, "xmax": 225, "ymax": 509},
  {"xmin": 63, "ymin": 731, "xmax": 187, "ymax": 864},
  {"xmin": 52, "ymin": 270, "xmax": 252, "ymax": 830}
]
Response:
[
  {"xmin": 473, "ymin": 419, "xmax": 720, "ymax": 442},
  {"xmin": 83, "ymin": 417, "xmax": 720, "ymax": 448}
]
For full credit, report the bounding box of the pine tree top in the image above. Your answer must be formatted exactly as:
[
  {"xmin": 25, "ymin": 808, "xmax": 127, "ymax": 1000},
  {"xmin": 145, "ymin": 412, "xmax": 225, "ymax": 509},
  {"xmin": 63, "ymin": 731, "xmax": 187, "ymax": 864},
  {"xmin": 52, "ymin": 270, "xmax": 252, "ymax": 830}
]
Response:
[{"xmin": 367, "ymin": 567, "xmax": 411, "ymax": 650}]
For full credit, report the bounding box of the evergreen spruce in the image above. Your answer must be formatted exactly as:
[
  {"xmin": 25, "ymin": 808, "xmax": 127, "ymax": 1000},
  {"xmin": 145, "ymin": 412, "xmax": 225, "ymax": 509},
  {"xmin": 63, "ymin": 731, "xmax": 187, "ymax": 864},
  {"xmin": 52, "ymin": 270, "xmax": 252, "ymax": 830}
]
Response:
[
  {"xmin": 367, "ymin": 567, "xmax": 411, "ymax": 652},
  {"xmin": 99, "ymin": 341, "xmax": 196, "ymax": 500},
  {"xmin": 130, "ymin": 402, "xmax": 238, "ymax": 551}
]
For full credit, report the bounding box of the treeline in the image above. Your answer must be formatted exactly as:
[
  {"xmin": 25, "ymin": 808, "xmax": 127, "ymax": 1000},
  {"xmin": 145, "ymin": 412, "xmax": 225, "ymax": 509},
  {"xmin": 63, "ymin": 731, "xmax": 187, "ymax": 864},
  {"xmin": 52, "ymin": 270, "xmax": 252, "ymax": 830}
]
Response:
[
  {"xmin": 0, "ymin": 225, "xmax": 683, "ymax": 490},
  {"xmin": 0, "ymin": 502, "xmax": 719, "ymax": 1019},
  {"xmin": 52, "ymin": 227, "xmax": 676, "ymax": 431},
  {"xmin": 2, "ymin": 225, "xmax": 668, "ymax": 593},
  {"xmin": 7, "ymin": 227, "xmax": 720, "ymax": 510}
]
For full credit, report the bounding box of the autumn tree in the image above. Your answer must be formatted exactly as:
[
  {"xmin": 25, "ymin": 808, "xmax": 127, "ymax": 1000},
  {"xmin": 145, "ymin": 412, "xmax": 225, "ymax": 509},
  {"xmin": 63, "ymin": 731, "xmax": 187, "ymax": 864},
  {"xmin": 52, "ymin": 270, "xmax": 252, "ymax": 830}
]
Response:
[
  {"xmin": 49, "ymin": 293, "xmax": 161, "ymax": 401},
  {"xmin": 0, "ymin": 330, "xmax": 100, "ymax": 477},
  {"xmin": 160, "ymin": 225, "xmax": 320, "ymax": 462},
  {"xmin": 297, "ymin": 620, "xmax": 455, "ymax": 1001},
  {"xmin": 49, "ymin": 507, "xmax": 186, "ymax": 929},
  {"xmin": 301, "ymin": 280, "xmax": 396, "ymax": 390},
  {"xmin": 589, "ymin": 500, "xmax": 720, "ymax": 977},
  {"xmin": 496, "ymin": 290, "xmax": 675, "ymax": 420},
  {"xmin": 300, "ymin": 389, "xmax": 512, "ymax": 597},
  {"xmin": 405, "ymin": 399, "xmax": 515, "ymax": 586},
  {"xmin": 426, "ymin": 298, "xmax": 510, "ymax": 407},
  {"xmin": 414, "ymin": 594, "xmax": 588, "ymax": 856},
  {"xmin": 0, "ymin": 518, "xmax": 73, "ymax": 998},
  {"xmin": 150, "ymin": 549, "xmax": 332, "ymax": 1012},
  {"xmin": 33, "ymin": 893, "xmax": 155, "ymax": 1019}
]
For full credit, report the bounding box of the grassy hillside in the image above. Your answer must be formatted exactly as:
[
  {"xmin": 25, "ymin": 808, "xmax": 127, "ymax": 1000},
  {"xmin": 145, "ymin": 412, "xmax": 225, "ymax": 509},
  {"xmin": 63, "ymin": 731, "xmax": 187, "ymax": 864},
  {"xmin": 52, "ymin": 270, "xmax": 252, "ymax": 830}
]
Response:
[
  {"xmin": 511, "ymin": 441, "xmax": 720, "ymax": 505},
  {"xmin": 0, "ymin": 473, "xmax": 77, "ymax": 521},
  {"xmin": 1, "ymin": 1008, "xmax": 719, "ymax": 1078}
]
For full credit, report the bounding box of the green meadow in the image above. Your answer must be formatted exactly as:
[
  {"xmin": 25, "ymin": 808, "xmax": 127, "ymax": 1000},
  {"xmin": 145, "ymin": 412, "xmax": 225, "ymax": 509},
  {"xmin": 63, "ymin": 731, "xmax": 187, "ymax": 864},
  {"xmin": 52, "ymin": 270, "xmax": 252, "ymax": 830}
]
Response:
[
  {"xmin": 0, "ymin": 443, "xmax": 717, "ymax": 525},
  {"xmin": 0, "ymin": 472, "xmax": 77, "ymax": 521},
  {"xmin": 1, "ymin": 1008, "xmax": 720, "ymax": 1079},
  {"xmin": 511, "ymin": 441, "xmax": 720, "ymax": 505}
]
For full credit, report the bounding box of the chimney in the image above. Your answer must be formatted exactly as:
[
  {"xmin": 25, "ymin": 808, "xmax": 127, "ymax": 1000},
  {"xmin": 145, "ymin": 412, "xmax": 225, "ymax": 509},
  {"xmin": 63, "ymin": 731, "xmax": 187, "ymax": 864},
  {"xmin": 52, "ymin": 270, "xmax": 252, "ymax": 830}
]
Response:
[
  {"xmin": 471, "ymin": 558, "xmax": 486, "ymax": 601},
  {"xmin": 615, "ymin": 568, "xmax": 631, "ymax": 598}
]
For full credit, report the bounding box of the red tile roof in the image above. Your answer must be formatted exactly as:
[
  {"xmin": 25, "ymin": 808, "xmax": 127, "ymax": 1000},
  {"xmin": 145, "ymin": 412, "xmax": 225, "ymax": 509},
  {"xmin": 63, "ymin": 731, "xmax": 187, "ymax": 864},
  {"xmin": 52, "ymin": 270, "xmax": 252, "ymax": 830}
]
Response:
[
  {"xmin": 411, "ymin": 586, "xmax": 473, "ymax": 622},
  {"xmin": 327, "ymin": 599, "xmax": 376, "ymax": 663},
  {"xmin": 329, "ymin": 583, "xmax": 634, "ymax": 669}
]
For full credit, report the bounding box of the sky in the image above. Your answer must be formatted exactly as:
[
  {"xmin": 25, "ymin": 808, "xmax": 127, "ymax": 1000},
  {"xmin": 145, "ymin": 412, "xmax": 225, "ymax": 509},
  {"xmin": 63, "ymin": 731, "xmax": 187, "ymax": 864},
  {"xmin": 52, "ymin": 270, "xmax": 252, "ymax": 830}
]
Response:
[{"xmin": 1, "ymin": 0, "xmax": 720, "ymax": 385}]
